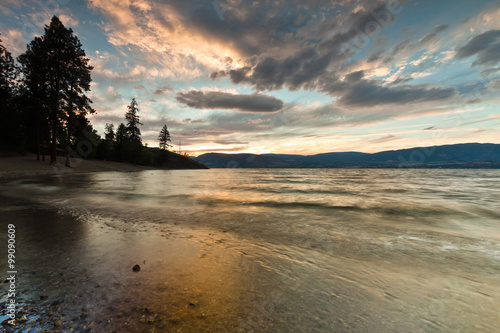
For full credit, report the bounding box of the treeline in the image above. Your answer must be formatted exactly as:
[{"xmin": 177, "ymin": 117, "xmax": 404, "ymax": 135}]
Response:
[
  {"xmin": 0, "ymin": 16, "xmax": 172, "ymax": 167},
  {"xmin": 95, "ymin": 98, "xmax": 172, "ymax": 166}
]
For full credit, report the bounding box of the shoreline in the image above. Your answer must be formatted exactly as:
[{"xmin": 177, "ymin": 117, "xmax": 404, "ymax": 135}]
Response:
[
  {"xmin": 0, "ymin": 154, "xmax": 163, "ymax": 182},
  {"xmin": 0, "ymin": 191, "xmax": 253, "ymax": 332},
  {"xmin": 1, "ymin": 168, "xmax": 499, "ymax": 332}
]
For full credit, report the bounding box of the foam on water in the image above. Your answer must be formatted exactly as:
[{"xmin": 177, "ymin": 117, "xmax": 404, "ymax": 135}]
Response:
[{"xmin": 1, "ymin": 168, "xmax": 499, "ymax": 332}]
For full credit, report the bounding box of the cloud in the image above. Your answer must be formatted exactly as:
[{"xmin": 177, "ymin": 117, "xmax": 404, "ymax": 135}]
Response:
[
  {"xmin": 480, "ymin": 67, "xmax": 500, "ymax": 76},
  {"xmin": 0, "ymin": 29, "xmax": 25, "ymax": 56},
  {"xmin": 176, "ymin": 91, "xmax": 284, "ymax": 112},
  {"xmin": 0, "ymin": 0, "xmax": 20, "ymax": 15},
  {"xmin": 58, "ymin": 14, "xmax": 79, "ymax": 27},
  {"xmin": 214, "ymin": 139, "xmax": 250, "ymax": 145},
  {"xmin": 488, "ymin": 79, "xmax": 500, "ymax": 91},
  {"xmin": 366, "ymin": 134, "xmax": 400, "ymax": 144},
  {"xmin": 200, "ymin": 2, "xmax": 458, "ymax": 109},
  {"xmin": 213, "ymin": 1, "xmax": 404, "ymax": 92},
  {"xmin": 104, "ymin": 86, "xmax": 122, "ymax": 102},
  {"xmin": 153, "ymin": 85, "xmax": 173, "ymax": 95},
  {"xmin": 390, "ymin": 76, "xmax": 413, "ymax": 85},
  {"xmin": 87, "ymin": 0, "xmax": 245, "ymax": 78},
  {"xmin": 455, "ymin": 30, "xmax": 500, "ymax": 66},
  {"xmin": 434, "ymin": 24, "xmax": 449, "ymax": 34},
  {"xmin": 337, "ymin": 80, "xmax": 457, "ymax": 107},
  {"xmin": 418, "ymin": 24, "xmax": 449, "ymax": 45},
  {"xmin": 183, "ymin": 118, "xmax": 205, "ymax": 124}
]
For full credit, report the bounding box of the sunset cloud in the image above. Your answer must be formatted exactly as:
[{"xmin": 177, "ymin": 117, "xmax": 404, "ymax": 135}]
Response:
[
  {"xmin": 455, "ymin": 30, "xmax": 500, "ymax": 67},
  {"xmin": 176, "ymin": 91, "xmax": 284, "ymax": 113},
  {"xmin": 2, "ymin": 0, "xmax": 499, "ymax": 154}
]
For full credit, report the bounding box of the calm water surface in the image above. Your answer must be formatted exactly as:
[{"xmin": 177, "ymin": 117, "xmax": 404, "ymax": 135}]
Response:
[{"xmin": 0, "ymin": 168, "xmax": 499, "ymax": 332}]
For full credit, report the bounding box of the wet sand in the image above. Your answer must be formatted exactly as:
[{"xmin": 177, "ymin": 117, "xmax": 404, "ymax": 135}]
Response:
[{"xmin": 0, "ymin": 195, "xmax": 270, "ymax": 332}]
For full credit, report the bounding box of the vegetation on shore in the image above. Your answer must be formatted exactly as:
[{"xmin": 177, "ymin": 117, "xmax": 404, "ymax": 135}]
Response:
[{"xmin": 0, "ymin": 16, "xmax": 204, "ymax": 169}]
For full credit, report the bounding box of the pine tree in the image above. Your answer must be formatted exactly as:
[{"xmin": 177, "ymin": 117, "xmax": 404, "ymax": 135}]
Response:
[
  {"xmin": 18, "ymin": 35, "xmax": 49, "ymax": 160},
  {"xmin": 0, "ymin": 35, "xmax": 16, "ymax": 98},
  {"xmin": 158, "ymin": 125, "xmax": 171, "ymax": 151},
  {"xmin": 0, "ymin": 34, "xmax": 22, "ymax": 152},
  {"xmin": 18, "ymin": 16, "xmax": 94, "ymax": 165},
  {"xmin": 61, "ymin": 22, "xmax": 94, "ymax": 167},
  {"xmin": 113, "ymin": 123, "xmax": 128, "ymax": 161},
  {"xmin": 125, "ymin": 98, "xmax": 142, "ymax": 144},
  {"xmin": 104, "ymin": 123, "xmax": 115, "ymax": 141}
]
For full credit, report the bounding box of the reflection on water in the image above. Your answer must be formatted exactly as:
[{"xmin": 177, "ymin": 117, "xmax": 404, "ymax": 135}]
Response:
[{"xmin": 0, "ymin": 168, "xmax": 500, "ymax": 332}]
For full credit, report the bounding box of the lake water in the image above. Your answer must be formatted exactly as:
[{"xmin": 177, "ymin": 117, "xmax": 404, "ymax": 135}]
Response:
[{"xmin": 1, "ymin": 168, "xmax": 499, "ymax": 332}]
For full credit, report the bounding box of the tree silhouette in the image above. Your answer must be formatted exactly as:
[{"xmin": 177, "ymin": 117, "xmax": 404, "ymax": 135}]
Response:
[
  {"xmin": 104, "ymin": 123, "xmax": 115, "ymax": 141},
  {"xmin": 125, "ymin": 98, "xmax": 142, "ymax": 144},
  {"xmin": 113, "ymin": 123, "xmax": 127, "ymax": 161},
  {"xmin": 0, "ymin": 34, "xmax": 23, "ymax": 152},
  {"xmin": 18, "ymin": 16, "xmax": 94, "ymax": 165},
  {"xmin": 17, "ymin": 35, "xmax": 48, "ymax": 160},
  {"xmin": 158, "ymin": 125, "xmax": 172, "ymax": 150},
  {"xmin": 0, "ymin": 35, "xmax": 16, "ymax": 100}
]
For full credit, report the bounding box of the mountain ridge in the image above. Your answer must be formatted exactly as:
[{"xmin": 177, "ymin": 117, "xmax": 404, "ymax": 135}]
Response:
[{"xmin": 193, "ymin": 143, "xmax": 500, "ymax": 168}]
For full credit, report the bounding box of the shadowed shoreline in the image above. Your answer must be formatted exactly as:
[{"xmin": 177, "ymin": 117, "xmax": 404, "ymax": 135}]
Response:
[{"xmin": 0, "ymin": 154, "xmax": 206, "ymax": 182}]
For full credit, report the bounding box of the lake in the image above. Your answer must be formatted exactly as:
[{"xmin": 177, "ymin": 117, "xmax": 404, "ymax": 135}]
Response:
[{"xmin": 1, "ymin": 168, "xmax": 499, "ymax": 332}]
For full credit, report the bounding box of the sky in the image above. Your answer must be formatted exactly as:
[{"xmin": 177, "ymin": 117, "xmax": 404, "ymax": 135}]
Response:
[{"xmin": 1, "ymin": 0, "xmax": 499, "ymax": 156}]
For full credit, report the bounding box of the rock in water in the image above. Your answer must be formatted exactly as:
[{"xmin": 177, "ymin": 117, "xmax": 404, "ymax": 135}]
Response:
[{"xmin": 132, "ymin": 264, "xmax": 141, "ymax": 272}]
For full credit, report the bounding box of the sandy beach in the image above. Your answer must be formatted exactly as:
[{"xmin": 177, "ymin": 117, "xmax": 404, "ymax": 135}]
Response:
[{"xmin": 0, "ymin": 155, "xmax": 157, "ymax": 181}]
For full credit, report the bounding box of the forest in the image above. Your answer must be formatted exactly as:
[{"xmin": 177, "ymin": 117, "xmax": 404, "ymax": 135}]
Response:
[{"xmin": 0, "ymin": 16, "xmax": 174, "ymax": 167}]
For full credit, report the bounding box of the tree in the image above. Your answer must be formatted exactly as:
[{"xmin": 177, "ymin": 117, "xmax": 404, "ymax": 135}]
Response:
[
  {"xmin": 104, "ymin": 123, "xmax": 115, "ymax": 141},
  {"xmin": 0, "ymin": 35, "xmax": 16, "ymax": 99},
  {"xmin": 0, "ymin": 34, "xmax": 23, "ymax": 152},
  {"xmin": 61, "ymin": 23, "xmax": 94, "ymax": 167},
  {"xmin": 18, "ymin": 16, "xmax": 94, "ymax": 165},
  {"xmin": 125, "ymin": 98, "xmax": 142, "ymax": 144},
  {"xmin": 18, "ymin": 35, "xmax": 49, "ymax": 160},
  {"xmin": 158, "ymin": 125, "xmax": 172, "ymax": 151},
  {"xmin": 113, "ymin": 123, "xmax": 127, "ymax": 161}
]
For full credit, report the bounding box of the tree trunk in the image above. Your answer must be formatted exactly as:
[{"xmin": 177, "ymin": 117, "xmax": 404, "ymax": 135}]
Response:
[
  {"xmin": 65, "ymin": 132, "xmax": 71, "ymax": 167},
  {"xmin": 65, "ymin": 85, "xmax": 74, "ymax": 167},
  {"xmin": 50, "ymin": 76, "xmax": 59, "ymax": 166},
  {"xmin": 41, "ymin": 125, "xmax": 45, "ymax": 162},
  {"xmin": 50, "ymin": 115, "xmax": 57, "ymax": 165},
  {"xmin": 36, "ymin": 118, "xmax": 40, "ymax": 161}
]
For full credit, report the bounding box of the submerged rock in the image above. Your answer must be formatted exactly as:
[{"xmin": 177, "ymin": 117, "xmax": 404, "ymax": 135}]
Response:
[
  {"xmin": 132, "ymin": 264, "xmax": 141, "ymax": 272},
  {"xmin": 1, "ymin": 318, "xmax": 14, "ymax": 326}
]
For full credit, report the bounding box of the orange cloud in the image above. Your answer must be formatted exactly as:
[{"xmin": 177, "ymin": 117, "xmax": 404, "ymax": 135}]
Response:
[{"xmin": 88, "ymin": 0, "xmax": 245, "ymax": 78}]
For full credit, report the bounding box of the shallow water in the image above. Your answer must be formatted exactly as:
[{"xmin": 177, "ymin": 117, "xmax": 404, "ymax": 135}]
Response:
[{"xmin": 0, "ymin": 168, "xmax": 499, "ymax": 332}]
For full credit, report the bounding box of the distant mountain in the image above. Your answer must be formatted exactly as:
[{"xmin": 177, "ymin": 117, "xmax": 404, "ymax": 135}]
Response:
[{"xmin": 193, "ymin": 143, "xmax": 500, "ymax": 168}]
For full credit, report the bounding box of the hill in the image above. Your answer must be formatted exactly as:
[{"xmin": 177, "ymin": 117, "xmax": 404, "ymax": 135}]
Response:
[
  {"xmin": 193, "ymin": 143, "xmax": 500, "ymax": 168},
  {"xmin": 148, "ymin": 148, "xmax": 208, "ymax": 169}
]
